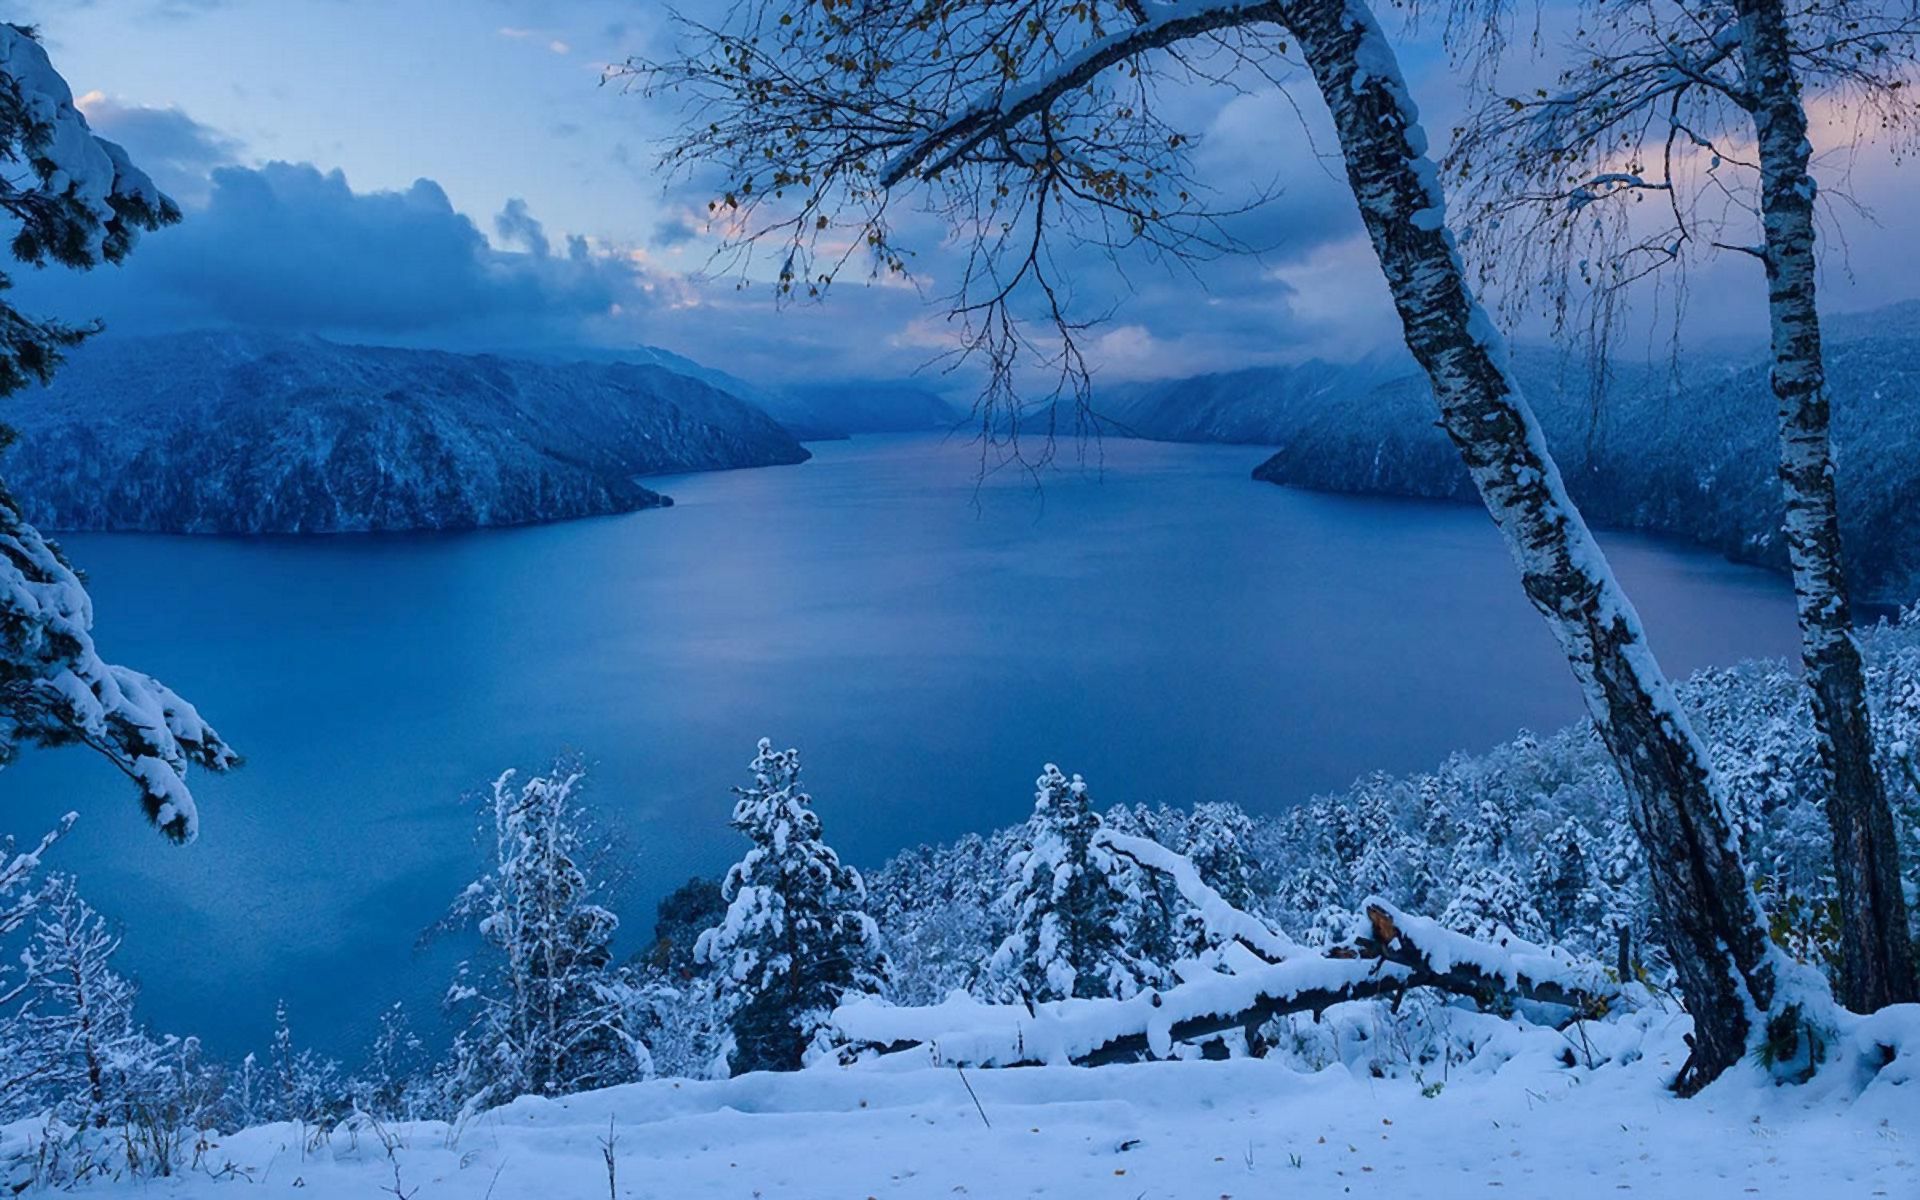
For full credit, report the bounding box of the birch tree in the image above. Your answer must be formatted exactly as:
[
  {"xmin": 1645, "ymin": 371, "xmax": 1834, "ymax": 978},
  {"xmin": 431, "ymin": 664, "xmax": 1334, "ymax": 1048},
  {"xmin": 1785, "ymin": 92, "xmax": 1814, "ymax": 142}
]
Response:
[
  {"xmin": 0, "ymin": 25, "xmax": 236, "ymax": 840},
  {"xmin": 631, "ymin": 0, "xmax": 1803, "ymax": 1090},
  {"xmin": 1451, "ymin": 0, "xmax": 1920, "ymax": 1011},
  {"xmin": 437, "ymin": 763, "xmax": 644, "ymax": 1108}
]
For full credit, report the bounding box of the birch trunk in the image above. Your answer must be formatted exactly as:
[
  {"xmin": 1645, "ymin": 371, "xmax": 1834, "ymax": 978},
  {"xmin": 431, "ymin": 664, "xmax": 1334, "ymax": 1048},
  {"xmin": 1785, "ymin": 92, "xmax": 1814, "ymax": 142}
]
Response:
[
  {"xmin": 1282, "ymin": 0, "xmax": 1779, "ymax": 1086},
  {"xmin": 1733, "ymin": 0, "xmax": 1917, "ymax": 1011}
]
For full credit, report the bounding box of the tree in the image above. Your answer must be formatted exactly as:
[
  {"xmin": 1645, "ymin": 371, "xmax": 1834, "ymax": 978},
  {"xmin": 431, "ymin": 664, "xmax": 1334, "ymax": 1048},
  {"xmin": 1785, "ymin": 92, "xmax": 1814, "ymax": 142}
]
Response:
[
  {"xmin": 0, "ymin": 25, "xmax": 235, "ymax": 840},
  {"xmin": 991, "ymin": 765, "xmax": 1167, "ymax": 1001},
  {"xmin": 633, "ymin": 0, "xmax": 1790, "ymax": 1091},
  {"xmin": 1183, "ymin": 802, "xmax": 1259, "ymax": 911},
  {"xmin": 1439, "ymin": 793, "xmax": 1544, "ymax": 940},
  {"xmin": 0, "ymin": 820, "xmax": 73, "ymax": 1115},
  {"xmin": 696, "ymin": 738, "xmax": 886, "ymax": 1074},
  {"xmin": 1531, "ymin": 817, "xmax": 1602, "ymax": 942},
  {"xmin": 15, "ymin": 874, "xmax": 147, "ymax": 1129},
  {"xmin": 647, "ymin": 876, "xmax": 726, "ymax": 980},
  {"xmin": 437, "ymin": 762, "xmax": 642, "ymax": 1109},
  {"xmin": 1452, "ymin": 0, "xmax": 1920, "ymax": 1013}
]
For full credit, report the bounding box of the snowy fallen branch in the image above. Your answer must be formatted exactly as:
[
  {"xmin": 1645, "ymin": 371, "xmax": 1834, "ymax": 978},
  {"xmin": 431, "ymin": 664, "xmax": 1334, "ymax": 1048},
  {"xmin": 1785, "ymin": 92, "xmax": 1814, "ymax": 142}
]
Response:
[
  {"xmin": 1097, "ymin": 830, "xmax": 1301, "ymax": 964},
  {"xmin": 834, "ymin": 899, "xmax": 1622, "ymax": 1068}
]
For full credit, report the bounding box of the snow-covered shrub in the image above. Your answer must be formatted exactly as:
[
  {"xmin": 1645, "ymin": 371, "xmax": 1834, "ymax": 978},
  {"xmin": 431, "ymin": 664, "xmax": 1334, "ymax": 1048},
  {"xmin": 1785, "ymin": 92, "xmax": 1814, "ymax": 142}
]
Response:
[{"xmin": 868, "ymin": 831, "xmax": 1017, "ymax": 1005}]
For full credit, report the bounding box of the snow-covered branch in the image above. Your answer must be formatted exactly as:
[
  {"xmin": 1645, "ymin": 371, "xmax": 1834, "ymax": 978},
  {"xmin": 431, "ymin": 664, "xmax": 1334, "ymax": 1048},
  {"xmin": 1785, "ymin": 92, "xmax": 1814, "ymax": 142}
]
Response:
[
  {"xmin": 1, "ymin": 507, "xmax": 235, "ymax": 841},
  {"xmin": 1097, "ymin": 830, "xmax": 1301, "ymax": 963}
]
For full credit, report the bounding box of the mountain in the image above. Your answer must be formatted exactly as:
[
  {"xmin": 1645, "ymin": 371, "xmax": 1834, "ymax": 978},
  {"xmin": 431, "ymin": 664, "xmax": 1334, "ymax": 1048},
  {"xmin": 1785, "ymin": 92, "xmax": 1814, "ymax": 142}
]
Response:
[
  {"xmin": 537, "ymin": 346, "xmax": 962, "ymax": 440},
  {"xmin": 1095, "ymin": 355, "xmax": 1412, "ymax": 445},
  {"xmin": 762, "ymin": 382, "xmax": 961, "ymax": 440},
  {"xmin": 1094, "ymin": 309, "xmax": 1920, "ymax": 607},
  {"xmin": 0, "ymin": 331, "xmax": 811, "ymax": 535}
]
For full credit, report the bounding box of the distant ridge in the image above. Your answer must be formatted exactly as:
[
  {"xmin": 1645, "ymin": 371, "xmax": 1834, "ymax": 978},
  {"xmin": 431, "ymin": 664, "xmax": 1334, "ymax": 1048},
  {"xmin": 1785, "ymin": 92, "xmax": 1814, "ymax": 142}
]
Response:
[
  {"xmin": 2, "ymin": 330, "xmax": 811, "ymax": 534},
  {"xmin": 533, "ymin": 344, "xmax": 963, "ymax": 441},
  {"xmin": 1092, "ymin": 302, "xmax": 1920, "ymax": 607}
]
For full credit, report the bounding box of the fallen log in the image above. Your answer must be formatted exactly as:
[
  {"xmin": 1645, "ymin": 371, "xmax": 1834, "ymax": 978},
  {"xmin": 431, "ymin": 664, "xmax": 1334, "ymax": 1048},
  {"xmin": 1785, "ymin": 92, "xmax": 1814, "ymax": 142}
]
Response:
[
  {"xmin": 833, "ymin": 899, "xmax": 1619, "ymax": 1068},
  {"xmin": 1082, "ymin": 902, "xmax": 1617, "ymax": 1066}
]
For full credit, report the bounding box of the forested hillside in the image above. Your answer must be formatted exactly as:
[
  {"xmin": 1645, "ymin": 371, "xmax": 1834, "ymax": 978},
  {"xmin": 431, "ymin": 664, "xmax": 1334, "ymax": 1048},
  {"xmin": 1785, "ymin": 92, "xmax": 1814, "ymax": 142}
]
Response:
[
  {"xmin": 0, "ymin": 331, "xmax": 811, "ymax": 533},
  {"xmin": 1098, "ymin": 305, "xmax": 1920, "ymax": 605},
  {"xmin": 542, "ymin": 345, "xmax": 960, "ymax": 440}
]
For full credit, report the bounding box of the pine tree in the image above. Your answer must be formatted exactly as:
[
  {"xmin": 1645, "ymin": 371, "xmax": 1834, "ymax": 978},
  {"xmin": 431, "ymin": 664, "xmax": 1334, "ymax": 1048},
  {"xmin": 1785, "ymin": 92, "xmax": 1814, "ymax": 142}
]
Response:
[
  {"xmin": 1182, "ymin": 802, "xmax": 1258, "ymax": 911},
  {"xmin": 1440, "ymin": 791, "xmax": 1543, "ymax": 941},
  {"xmin": 697, "ymin": 738, "xmax": 886, "ymax": 1074},
  {"xmin": 1531, "ymin": 819, "xmax": 1602, "ymax": 944},
  {"xmin": 439, "ymin": 762, "xmax": 642, "ymax": 1108},
  {"xmin": 0, "ymin": 26, "xmax": 234, "ymax": 839},
  {"xmin": 990, "ymin": 765, "xmax": 1163, "ymax": 1002},
  {"xmin": 1408, "ymin": 776, "xmax": 1456, "ymax": 915}
]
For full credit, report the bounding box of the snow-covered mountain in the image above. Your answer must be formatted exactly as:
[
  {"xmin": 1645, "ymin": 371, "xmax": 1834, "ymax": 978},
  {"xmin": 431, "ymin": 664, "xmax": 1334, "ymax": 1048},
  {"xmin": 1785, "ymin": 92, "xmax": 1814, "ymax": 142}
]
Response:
[
  {"xmin": 755, "ymin": 381, "xmax": 961, "ymax": 441},
  {"xmin": 0, "ymin": 331, "xmax": 811, "ymax": 534},
  {"xmin": 535, "ymin": 344, "xmax": 962, "ymax": 440},
  {"xmin": 1097, "ymin": 310, "xmax": 1920, "ymax": 607}
]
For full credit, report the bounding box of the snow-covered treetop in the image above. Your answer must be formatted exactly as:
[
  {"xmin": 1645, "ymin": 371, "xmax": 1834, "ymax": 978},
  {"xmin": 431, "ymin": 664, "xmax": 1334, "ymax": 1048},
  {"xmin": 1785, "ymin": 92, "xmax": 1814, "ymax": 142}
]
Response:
[
  {"xmin": 721, "ymin": 738, "xmax": 856, "ymax": 897},
  {"xmin": 0, "ymin": 24, "xmax": 176, "ymax": 272},
  {"xmin": 0, "ymin": 22, "xmax": 180, "ymax": 396}
]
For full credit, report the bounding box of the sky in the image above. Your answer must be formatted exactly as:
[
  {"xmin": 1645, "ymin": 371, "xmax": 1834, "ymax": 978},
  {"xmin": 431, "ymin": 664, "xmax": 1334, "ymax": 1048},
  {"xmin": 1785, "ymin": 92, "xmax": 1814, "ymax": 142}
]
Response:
[{"xmin": 6, "ymin": 0, "xmax": 1920, "ymax": 391}]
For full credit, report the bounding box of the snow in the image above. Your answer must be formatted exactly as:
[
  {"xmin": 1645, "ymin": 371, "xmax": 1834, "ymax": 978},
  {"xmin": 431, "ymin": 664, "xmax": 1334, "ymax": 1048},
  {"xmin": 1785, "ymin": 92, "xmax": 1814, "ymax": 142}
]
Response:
[
  {"xmin": 1, "ymin": 508, "xmax": 234, "ymax": 840},
  {"xmin": 0, "ymin": 25, "xmax": 164, "ymax": 259},
  {"xmin": 35, "ymin": 1005, "xmax": 1915, "ymax": 1198},
  {"xmin": 1099, "ymin": 830, "xmax": 1301, "ymax": 961}
]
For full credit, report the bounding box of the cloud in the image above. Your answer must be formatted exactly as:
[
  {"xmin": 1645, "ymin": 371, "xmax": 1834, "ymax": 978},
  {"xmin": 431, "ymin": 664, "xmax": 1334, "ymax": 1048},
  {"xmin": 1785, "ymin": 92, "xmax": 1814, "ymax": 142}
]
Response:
[
  {"xmin": 74, "ymin": 94, "xmax": 241, "ymax": 205},
  {"xmin": 649, "ymin": 215, "xmax": 700, "ymax": 248},
  {"xmin": 494, "ymin": 197, "xmax": 552, "ymax": 257},
  {"xmin": 14, "ymin": 161, "xmax": 647, "ymax": 347}
]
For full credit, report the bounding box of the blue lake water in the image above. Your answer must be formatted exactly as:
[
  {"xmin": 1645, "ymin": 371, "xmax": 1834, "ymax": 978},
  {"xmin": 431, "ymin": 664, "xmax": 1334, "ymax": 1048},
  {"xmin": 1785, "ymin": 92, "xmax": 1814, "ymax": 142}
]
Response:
[{"xmin": 1, "ymin": 433, "xmax": 1801, "ymax": 1059}]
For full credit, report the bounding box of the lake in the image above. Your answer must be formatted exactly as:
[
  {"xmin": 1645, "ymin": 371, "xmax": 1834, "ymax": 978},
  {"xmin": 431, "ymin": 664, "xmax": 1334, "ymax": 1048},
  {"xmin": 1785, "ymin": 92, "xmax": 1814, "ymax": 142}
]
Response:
[{"xmin": 1, "ymin": 433, "xmax": 1801, "ymax": 1059}]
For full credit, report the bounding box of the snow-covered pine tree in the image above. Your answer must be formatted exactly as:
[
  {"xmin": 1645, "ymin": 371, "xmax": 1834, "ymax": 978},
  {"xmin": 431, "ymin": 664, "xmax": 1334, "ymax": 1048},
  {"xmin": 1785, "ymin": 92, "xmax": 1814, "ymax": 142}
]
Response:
[
  {"xmin": 1182, "ymin": 802, "xmax": 1258, "ymax": 912},
  {"xmin": 1408, "ymin": 775, "xmax": 1456, "ymax": 915},
  {"xmin": 1531, "ymin": 818, "xmax": 1603, "ymax": 946},
  {"xmin": 0, "ymin": 26, "xmax": 234, "ymax": 840},
  {"xmin": 1439, "ymin": 792, "xmax": 1543, "ymax": 942},
  {"xmin": 697, "ymin": 738, "xmax": 886, "ymax": 1075},
  {"xmin": 990, "ymin": 765, "xmax": 1167, "ymax": 1002},
  {"xmin": 439, "ymin": 762, "xmax": 642, "ymax": 1109}
]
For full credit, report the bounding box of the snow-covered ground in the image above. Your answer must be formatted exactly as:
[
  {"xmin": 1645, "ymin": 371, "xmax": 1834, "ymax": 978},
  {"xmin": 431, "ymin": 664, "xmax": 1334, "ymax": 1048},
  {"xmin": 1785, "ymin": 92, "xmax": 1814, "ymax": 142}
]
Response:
[{"xmin": 62, "ymin": 1009, "xmax": 1913, "ymax": 1199}]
